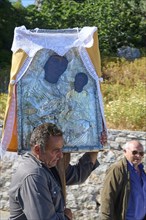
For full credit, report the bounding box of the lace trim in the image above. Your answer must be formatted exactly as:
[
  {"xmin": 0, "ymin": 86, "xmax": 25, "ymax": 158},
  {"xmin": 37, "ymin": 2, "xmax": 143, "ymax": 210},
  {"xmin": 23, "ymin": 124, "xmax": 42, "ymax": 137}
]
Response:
[
  {"xmin": 79, "ymin": 47, "xmax": 106, "ymax": 129},
  {"xmin": 0, "ymin": 57, "xmax": 33, "ymax": 157},
  {"xmin": 16, "ymin": 57, "xmax": 33, "ymax": 83}
]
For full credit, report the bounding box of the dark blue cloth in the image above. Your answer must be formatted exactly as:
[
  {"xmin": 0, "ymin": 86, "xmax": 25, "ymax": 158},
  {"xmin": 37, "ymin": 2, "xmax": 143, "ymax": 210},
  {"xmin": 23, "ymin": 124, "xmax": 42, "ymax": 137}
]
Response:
[{"xmin": 126, "ymin": 162, "xmax": 146, "ymax": 220}]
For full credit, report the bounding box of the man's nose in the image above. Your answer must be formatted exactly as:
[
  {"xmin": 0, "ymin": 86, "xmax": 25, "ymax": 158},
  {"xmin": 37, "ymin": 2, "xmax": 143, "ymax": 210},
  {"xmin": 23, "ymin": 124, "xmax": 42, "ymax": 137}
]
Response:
[
  {"xmin": 60, "ymin": 151, "xmax": 63, "ymax": 159},
  {"xmin": 58, "ymin": 149, "xmax": 63, "ymax": 159}
]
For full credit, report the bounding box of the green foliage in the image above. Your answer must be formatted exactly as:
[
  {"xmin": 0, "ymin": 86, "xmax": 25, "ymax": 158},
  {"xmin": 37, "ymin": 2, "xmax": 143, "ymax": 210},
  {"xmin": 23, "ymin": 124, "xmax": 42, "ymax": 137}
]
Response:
[
  {"xmin": 0, "ymin": 50, "xmax": 12, "ymax": 67},
  {"xmin": 12, "ymin": 0, "xmax": 24, "ymax": 9},
  {"xmin": 37, "ymin": 0, "xmax": 146, "ymax": 54},
  {"xmin": 0, "ymin": 0, "xmax": 27, "ymax": 65},
  {"xmin": 0, "ymin": 66, "xmax": 10, "ymax": 93}
]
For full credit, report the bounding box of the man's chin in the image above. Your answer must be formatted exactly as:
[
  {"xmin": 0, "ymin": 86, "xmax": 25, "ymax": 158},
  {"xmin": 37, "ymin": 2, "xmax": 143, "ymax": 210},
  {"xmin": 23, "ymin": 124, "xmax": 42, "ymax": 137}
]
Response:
[
  {"xmin": 46, "ymin": 161, "xmax": 57, "ymax": 168},
  {"xmin": 133, "ymin": 160, "xmax": 140, "ymax": 165}
]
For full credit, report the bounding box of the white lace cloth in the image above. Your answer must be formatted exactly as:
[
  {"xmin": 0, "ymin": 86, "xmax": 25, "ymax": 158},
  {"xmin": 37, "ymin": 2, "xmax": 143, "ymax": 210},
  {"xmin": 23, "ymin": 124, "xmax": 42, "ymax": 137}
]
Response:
[
  {"xmin": 0, "ymin": 26, "xmax": 107, "ymax": 158},
  {"xmin": 11, "ymin": 25, "xmax": 97, "ymax": 57}
]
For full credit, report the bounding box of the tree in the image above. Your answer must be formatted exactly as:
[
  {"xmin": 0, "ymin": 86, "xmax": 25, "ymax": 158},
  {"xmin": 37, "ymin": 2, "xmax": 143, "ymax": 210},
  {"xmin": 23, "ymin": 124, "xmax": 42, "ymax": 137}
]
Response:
[
  {"xmin": 0, "ymin": 0, "xmax": 27, "ymax": 65},
  {"xmin": 37, "ymin": 0, "xmax": 146, "ymax": 54}
]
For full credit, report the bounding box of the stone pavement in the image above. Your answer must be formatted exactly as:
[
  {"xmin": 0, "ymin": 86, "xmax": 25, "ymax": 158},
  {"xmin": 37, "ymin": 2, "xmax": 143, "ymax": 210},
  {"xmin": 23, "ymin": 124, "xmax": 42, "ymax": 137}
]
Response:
[{"xmin": 0, "ymin": 210, "xmax": 9, "ymax": 220}]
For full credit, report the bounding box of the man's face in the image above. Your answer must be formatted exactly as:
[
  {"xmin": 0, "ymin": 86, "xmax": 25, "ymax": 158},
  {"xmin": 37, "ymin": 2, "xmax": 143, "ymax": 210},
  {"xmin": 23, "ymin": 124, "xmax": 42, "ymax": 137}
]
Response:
[
  {"xmin": 124, "ymin": 141, "xmax": 144, "ymax": 167},
  {"xmin": 40, "ymin": 136, "xmax": 64, "ymax": 168}
]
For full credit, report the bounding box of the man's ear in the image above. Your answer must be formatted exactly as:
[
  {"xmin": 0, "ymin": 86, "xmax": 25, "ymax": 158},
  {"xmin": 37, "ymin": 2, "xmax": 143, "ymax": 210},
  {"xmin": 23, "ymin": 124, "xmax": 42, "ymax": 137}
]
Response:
[{"xmin": 34, "ymin": 145, "xmax": 41, "ymax": 155}]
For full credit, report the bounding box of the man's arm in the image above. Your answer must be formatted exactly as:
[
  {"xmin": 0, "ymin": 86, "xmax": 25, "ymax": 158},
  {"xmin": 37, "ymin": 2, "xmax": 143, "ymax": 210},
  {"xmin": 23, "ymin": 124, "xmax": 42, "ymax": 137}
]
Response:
[
  {"xmin": 65, "ymin": 152, "xmax": 100, "ymax": 185},
  {"xmin": 65, "ymin": 129, "xmax": 107, "ymax": 185}
]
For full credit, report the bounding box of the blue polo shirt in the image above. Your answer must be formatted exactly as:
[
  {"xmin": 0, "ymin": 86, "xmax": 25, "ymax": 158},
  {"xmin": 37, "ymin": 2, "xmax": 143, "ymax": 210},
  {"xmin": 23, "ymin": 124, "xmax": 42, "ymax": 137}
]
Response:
[{"xmin": 126, "ymin": 162, "xmax": 146, "ymax": 220}]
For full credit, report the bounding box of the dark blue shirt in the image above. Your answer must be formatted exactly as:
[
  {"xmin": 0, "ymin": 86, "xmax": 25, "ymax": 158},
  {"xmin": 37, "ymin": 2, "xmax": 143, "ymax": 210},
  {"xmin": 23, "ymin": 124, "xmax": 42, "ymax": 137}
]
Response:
[{"xmin": 126, "ymin": 162, "xmax": 146, "ymax": 220}]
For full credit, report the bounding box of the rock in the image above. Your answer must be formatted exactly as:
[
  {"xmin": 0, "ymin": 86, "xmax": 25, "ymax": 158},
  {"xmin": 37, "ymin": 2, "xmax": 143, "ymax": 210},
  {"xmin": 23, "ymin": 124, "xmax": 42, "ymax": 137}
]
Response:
[{"xmin": 117, "ymin": 46, "xmax": 141, "ymax": 60}]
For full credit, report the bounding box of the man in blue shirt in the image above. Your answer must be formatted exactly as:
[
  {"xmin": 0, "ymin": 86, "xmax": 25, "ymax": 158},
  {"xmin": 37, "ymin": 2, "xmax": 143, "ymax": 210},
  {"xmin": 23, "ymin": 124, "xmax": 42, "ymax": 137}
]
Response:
[
  {"xmin": 100, "ymin": 140, "xmax": 146, "ymax": 220},
  {"xmin": 126, "ymin": 143, "xmax": 146, "ymax": 220}
]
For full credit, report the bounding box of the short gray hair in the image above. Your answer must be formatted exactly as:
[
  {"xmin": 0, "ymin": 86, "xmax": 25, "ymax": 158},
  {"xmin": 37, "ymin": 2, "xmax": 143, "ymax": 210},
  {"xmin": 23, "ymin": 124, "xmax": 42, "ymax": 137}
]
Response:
[
  {"xmin": 122, "ymin": 140, "xmax": 143, "ymax": 150},
  {"xmin": 30, "ymin": 123, "xmax": 63, "ymax": 151}
]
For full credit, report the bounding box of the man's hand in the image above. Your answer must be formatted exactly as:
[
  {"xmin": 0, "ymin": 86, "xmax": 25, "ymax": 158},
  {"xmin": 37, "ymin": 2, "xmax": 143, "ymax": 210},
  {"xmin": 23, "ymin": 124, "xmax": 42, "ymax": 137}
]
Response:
[
  {"xmin": 100, "ymin": 130, "xmax": 107, "ymax": 146},
  {"xmin": 87, "ymin": 130, "xmax": 107, "ymax": 165},
  {"xmin": 64, "ymin": 208, "xmax": 73, "ymax": 220},
  {"xmin": 88, "ymin": 152, "xmax": 98, "ymax": 165}
]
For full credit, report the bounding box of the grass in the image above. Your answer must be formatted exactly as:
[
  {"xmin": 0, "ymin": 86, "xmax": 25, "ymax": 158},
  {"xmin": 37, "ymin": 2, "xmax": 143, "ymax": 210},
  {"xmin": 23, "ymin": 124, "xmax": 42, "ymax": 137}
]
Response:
[
  {"xmin": 0, "ymin": 57, "xmax": 145, "ymax": 131},
  {"xmin": 101, "ymin": 56, "xmax": 146, "ymax": 131},
  {"xmin": 102, "ymin": 82, "xmax": 145, "ymax": 131}
]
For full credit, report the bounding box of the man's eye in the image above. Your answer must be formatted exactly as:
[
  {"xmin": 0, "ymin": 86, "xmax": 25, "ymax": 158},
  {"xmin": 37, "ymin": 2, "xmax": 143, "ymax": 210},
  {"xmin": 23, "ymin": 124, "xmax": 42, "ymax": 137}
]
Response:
[{"xmin": 55, "ymin": 149, "xmax": 62, "ymax": 153}]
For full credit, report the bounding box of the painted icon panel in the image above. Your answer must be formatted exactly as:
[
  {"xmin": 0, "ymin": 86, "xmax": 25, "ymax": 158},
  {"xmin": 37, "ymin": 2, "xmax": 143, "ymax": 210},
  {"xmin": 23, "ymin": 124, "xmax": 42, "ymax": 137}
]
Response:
[{"xmin": 17, "ymin": 48, "xmax": 103, "ymax": 153}]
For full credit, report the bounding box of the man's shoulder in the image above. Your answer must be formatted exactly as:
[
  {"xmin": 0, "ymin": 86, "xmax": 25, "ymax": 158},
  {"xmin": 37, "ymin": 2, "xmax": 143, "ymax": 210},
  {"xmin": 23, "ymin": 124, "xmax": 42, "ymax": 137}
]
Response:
[
  {"xmin": 15, "ymin": 153, "xmax": 47, "ymax": 177},
  {"xmin": 107, "ymin": 157, "xmax": 127, "ymax": 174}
]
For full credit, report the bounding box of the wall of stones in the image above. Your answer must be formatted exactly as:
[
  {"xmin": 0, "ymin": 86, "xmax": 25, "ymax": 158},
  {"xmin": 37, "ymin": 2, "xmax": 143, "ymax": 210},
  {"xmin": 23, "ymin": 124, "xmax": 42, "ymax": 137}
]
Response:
[{"xmin": 0, "ymin": 129, "xmax": 145, "ymax": 220}]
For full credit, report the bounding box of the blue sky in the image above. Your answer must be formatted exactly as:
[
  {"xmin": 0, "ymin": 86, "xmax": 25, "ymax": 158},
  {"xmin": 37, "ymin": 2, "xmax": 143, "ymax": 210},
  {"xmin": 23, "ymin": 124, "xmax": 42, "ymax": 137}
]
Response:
[{"xmin": 21, "ymin": 0, "xmax": 35, "ymax": 7}]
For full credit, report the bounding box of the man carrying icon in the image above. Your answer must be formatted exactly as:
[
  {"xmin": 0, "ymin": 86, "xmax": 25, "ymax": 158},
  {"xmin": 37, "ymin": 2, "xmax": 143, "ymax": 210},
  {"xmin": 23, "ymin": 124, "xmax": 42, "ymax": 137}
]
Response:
[{"xmin": 9, "ymin": 122, "xmax": 107, "ymax": 220}]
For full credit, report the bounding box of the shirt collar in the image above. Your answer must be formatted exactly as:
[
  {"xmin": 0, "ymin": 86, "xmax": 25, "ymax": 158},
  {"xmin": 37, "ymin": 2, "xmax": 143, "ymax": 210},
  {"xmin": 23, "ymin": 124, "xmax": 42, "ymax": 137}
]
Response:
[{"xmin": 127, "ymin": 159, "xmax": 143, "ymax": 170}]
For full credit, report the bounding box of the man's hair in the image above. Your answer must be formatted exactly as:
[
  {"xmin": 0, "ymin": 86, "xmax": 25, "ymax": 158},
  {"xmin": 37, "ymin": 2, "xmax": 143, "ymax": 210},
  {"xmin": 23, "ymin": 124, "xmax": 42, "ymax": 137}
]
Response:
[
  {"xmin": 30, "ymin": 123, "xmax": 63, "ymax": 151},
  {"xmin": 123, "ymin": 140, "xmax": 143, "ymax": 150}
]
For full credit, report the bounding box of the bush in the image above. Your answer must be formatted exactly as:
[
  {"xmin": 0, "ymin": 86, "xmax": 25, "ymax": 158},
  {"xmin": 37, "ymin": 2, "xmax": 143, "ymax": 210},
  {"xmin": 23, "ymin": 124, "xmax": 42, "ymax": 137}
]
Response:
[{"xmin": 0, "ymin": 66, "xmax": 10, "ymax": 93}]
